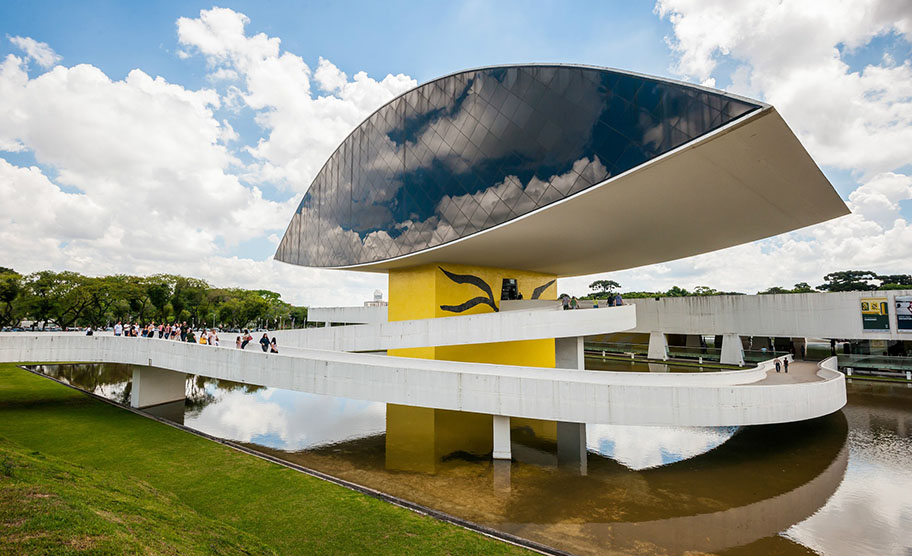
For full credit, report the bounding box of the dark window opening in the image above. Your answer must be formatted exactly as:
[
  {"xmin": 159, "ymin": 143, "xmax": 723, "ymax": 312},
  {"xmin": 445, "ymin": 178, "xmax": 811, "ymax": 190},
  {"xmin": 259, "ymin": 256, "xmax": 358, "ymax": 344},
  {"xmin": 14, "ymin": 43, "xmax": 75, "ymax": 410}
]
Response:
[{"xmin": 501, "ymin": 278, "xmax": 519, "ymax": 301}]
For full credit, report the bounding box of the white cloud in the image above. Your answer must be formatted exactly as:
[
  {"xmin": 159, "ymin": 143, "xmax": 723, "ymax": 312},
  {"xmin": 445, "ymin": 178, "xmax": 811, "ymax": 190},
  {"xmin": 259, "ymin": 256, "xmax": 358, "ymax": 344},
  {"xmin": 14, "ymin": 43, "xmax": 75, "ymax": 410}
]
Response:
[
  {"xmin": 655, "ymin": 0, "xmax": 912, "ymax": 176},
  {"xmin": 207, "ymin": 67, "xmax": 238, "ymax": 82},
  {"xmin": 0, "ymin": 9, "xmax": 413, "ymax": 307},
  {"xmin": 314, "ymin": 56, "xmax": 347, "ymax": 93},
  {"xmin": 8, "ymin": 35, "xmax": 61, "ymax": 68},
  {"xmin": 177, "ymin": 7, "xmax": 416, "ymax": 192},
  {"xmin": 847, "ymin": 172, "xmax": 912, "ymax": 228}
]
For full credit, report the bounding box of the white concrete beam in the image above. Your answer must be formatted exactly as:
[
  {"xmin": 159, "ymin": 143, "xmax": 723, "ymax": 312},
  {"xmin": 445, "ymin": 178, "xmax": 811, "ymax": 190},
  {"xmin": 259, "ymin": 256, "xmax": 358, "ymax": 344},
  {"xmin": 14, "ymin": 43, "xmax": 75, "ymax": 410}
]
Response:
[
  {"xmin": 648, "ymin": 331, "xmax": 668, "ymax": 360},
  {"xmin": 272, "ymin": 304, "xmax": 636, "ymax": 352},
  {"xmin": 557, "ymin": 421, "xmax": 587, "ymax": 475},
  {"xmin": 555, "ymin": 336, "xmax": 585, "ymax": 370},
  {"xmin": 130, "ymin": 366, "xmax": 186, "ymax": 409},
  {"xmin": 720, "ymin": 334, "xmax": 746, "ymax": 366},
  {"xmin": 493, "ymin": 415, "xmax": 511, "ymax": 460}
]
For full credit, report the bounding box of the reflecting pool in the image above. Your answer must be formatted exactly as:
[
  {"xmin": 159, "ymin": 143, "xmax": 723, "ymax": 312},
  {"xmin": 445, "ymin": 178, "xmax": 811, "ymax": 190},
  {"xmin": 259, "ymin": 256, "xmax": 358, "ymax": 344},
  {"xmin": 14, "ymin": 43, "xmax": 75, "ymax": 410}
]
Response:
[{"xmin": 25, "ymin": 364, "xmax": 912, "ymax": 555}]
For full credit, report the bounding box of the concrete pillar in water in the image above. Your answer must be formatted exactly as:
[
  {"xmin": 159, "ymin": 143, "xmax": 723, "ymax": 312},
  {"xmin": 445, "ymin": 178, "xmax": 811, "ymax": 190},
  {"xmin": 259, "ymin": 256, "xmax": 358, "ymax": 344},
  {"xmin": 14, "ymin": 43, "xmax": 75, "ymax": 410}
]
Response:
[
  {"xmin": 556, "ymin": 336, "xmax": 584, "ymax": 369},
  {"xmin": 557, "ymin": 421, "xmax": 587, "ymax": 475},
  {"xmin": 492, "ymin": 459, "xmax": 511, "ymax": 491},
  {"xmin": 493, "ymin": 415, "xmax": 511, "ymax": 460},
  {"xmin": 648, "ymin": 331, "xmax": 668, "ymax": 360},
  {"xmin": 720, "ymin": 333, "xmax": 745, "ymax": 366},
  {"xmin": 130, "ymin": 366, "xmax": 187, "ymax": 409}
]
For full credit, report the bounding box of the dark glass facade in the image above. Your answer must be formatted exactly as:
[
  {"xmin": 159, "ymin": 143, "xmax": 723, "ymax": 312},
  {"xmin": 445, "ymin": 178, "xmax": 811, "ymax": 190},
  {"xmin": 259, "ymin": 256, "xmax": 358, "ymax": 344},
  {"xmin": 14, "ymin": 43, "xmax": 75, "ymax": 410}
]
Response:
[{"xmin": 276, "ymin": 65, "xmax": 761, "ymax": 268}]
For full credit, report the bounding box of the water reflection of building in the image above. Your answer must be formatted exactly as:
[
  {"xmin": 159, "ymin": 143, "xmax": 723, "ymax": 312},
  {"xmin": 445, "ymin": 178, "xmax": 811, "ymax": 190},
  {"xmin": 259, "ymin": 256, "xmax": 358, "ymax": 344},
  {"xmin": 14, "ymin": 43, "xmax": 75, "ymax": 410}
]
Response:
[{"xmin": 291, "ymin": 410, "xmax": 850, "ymax": 555}]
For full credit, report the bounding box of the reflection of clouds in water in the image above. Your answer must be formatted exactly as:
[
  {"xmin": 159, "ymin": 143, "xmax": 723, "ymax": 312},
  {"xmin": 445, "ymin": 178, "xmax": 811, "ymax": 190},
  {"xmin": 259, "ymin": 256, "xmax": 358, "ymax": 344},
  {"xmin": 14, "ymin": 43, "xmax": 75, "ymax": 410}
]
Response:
[
  {"xmin": 587, "ymin": 424, "xmax": 738, "ymax": 470},
  {"xmin": 185, "ymin": 388, "xmax": 288, "ymax": 444},
  {"xmin": 183, "ymin": 385, "xmax": 385, "ymax": 452},
  {"xmin": 274, "ymin": 390, "xmax": 385, "ymax": 451},
  {"xmin": 785, "ymin": 429, "xmax": 912, "ymax": 555}
]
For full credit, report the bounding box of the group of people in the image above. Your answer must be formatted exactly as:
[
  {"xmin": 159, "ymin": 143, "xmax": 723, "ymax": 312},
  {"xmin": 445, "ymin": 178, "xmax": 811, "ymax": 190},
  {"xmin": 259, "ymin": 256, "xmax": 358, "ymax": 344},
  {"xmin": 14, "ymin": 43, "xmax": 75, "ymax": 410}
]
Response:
[
  {"xmin": 774, "ymin": 357, "xmax": 790, "ymax": 373},
  {"xmin": 561, "ymin": 293, "xmax": 623, "ymax": 310},
  {"xmin": 110, "ymin": 321, "xmax": 278, "ymax": 352},
  {"xmin": 113, "ymin": 321, "xmax": 208, "ymax": 342},
  {"xmin": 235, "ymin": 331, "xmax": 278, "ymax": 353}
]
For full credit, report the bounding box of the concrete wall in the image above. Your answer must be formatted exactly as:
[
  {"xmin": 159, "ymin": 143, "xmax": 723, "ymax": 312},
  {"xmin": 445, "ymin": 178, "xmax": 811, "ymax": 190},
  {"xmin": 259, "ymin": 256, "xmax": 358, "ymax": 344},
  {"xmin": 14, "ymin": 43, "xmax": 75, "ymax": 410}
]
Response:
[
  {"xmin": 0, "ymin": 335, "xmax": 845, "ymax": 427},
  {"xmin": 309, "ymin": 306, "xmax": 387, "ymax": 324},
  {"xmin": 628, "ymin": 290, "xmax": 912, "ymax": 340}
]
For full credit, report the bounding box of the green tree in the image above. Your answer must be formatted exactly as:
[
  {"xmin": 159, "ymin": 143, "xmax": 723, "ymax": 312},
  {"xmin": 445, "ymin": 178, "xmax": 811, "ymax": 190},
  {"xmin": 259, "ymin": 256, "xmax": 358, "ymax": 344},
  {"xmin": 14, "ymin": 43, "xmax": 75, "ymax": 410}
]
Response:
[
  {"xmin": 817, "ymin": 270, "xmax": 878, "ymax": 292},
  {"xmin": 122, "ymin": 276, "xmax": 153, "ymax": 324},
  {"xmin": 288, "ymin": 306, "xmax": 307, "ymax": 328},
  {"xmin": 22, "ymin": 271, "xmax": 92, "ymax": 330},
  {"xmin": 588, "ymin": 280, "xmax": 621, "ymax": 299},
  {"xmin": 876, "ymin": 274, "xmax": 912, "ymax": 286},
  {"xmin": 692, "ymin": 286, "xmax": 718, "ymax": 296},
  {"xmin": 758, "ymin": 286, "xmax": 789, "ymax": 295},
  {"xmin": 146, "ymin": 279, "xmax": 172, "ymax": 322},
  {"xmin": 80, "ymin": 276, "xmax": 129, "ymax": 328},
  {"xmin": 664, "ymin": 285, "xmax": 690, "ymax": 297},
  {"xmin": 0, "ymin": 270, "xmax": 23, "ymax": 328}
]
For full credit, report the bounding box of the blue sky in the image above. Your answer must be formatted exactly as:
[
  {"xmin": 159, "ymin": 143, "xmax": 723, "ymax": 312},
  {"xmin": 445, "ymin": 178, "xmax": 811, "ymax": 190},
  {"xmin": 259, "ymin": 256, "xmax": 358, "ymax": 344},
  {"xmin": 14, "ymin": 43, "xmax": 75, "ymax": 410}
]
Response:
[
  {"xmin": 0, "ymin": 2, "xmax": 671, "ymax": 87},
  {"xmin": 1, "ymin": 1, "xmax": 910, "ymax": 304}
]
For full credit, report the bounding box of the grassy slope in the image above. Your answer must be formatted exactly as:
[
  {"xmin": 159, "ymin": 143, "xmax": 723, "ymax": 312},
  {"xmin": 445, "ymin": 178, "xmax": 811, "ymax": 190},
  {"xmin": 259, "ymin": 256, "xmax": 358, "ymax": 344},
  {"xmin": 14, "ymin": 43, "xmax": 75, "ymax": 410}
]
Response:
[
  {"xmin": 0, "ymin": 437, "xmax": 277, "ymax": 555},
  {"xmin": 0, "ymin": 364, "xmax": 529, "ymax": 555}
]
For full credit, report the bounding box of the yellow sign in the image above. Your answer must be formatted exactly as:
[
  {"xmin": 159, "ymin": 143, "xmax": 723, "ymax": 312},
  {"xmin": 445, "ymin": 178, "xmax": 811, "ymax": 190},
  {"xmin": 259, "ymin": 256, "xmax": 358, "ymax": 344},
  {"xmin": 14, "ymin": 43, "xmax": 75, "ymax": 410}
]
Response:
[{"xmin": 860, "ymin": 297, "xmax": 890, "ymax": 330}]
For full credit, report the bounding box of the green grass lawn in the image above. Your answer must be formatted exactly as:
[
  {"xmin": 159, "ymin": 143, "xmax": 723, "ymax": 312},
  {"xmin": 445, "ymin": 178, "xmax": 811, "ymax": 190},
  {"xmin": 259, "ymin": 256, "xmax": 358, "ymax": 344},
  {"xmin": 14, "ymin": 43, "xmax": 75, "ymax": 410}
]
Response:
[{"xmin": 0, "ymin": 363, "xmax": 531, "ymax": 555}]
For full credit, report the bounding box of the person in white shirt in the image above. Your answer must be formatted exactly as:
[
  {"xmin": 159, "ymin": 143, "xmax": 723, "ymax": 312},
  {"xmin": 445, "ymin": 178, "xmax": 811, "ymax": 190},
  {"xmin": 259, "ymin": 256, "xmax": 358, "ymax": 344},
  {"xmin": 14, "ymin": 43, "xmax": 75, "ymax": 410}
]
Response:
[{"xmin": 114, "ymin": 322, "xmax": 123, "ymax": 336}]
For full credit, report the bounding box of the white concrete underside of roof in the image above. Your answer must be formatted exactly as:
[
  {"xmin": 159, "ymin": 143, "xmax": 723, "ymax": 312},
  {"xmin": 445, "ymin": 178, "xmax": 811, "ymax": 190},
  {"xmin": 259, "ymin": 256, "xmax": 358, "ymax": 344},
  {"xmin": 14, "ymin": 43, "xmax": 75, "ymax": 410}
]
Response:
[{"xmin": 340, "ymin": 107, "xmax": 849, "ymax": 276}]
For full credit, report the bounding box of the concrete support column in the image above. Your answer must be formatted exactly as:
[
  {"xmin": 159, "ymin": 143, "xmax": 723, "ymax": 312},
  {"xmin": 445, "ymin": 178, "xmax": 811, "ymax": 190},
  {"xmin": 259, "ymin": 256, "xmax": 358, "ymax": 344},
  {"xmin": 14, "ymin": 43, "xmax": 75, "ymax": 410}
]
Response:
[
  {"xmin": 556, "ymin": 336, "xmax": 584, "ymax": 369},
  {"xmin": 493, "ymin": 415, "xmax": 511, "ymax": 460},
  {"xmin": 720, "ymin": 334, "xmax": 745, "ymax": 366},
  {"xmin": 648, "ymin": 331, "xmax": 668, "ymax": 360},
  {"xmin": 557, "ymin": 421, "xmax": 588, "ymax": 475},
  {"xmin": 324, "ymin": 321, "xmax": 331, "ymax": 328},
  {"xmin": 130, "ymin": 366, "xmax": 187, "ymax": 409}
]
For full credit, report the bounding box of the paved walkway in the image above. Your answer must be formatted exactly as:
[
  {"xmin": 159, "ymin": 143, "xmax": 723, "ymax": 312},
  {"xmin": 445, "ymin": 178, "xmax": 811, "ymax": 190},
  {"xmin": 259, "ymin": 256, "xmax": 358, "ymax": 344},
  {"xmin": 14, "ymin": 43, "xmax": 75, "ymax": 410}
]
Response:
[{"xmin": 752, "ymin": 360, "xmax": 823, "ymax": 385}]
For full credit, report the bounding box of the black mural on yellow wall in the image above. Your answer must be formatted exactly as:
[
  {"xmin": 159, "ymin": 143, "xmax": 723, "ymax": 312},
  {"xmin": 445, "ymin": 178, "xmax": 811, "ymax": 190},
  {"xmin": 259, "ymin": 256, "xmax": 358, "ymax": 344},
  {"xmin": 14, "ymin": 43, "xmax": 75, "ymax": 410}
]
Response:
[
  {"xmin": 438, "ymin": 267, "xmax": 498, "ymax": 313},
  {"xmin": 438, "ymin": 268, "xmax": 557, "ymax": 313},
  {"xmin": 531, "ymin": 279, "xmax": 555, "ymax": 300}
]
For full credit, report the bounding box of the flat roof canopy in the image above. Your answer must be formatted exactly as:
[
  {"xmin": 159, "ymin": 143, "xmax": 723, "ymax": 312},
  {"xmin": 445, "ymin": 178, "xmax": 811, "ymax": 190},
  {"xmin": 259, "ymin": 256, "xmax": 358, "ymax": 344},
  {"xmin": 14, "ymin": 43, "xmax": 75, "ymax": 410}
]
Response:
[{"xmin": 339, "ymin": 107, "xmax": 849, "ymax": 276}]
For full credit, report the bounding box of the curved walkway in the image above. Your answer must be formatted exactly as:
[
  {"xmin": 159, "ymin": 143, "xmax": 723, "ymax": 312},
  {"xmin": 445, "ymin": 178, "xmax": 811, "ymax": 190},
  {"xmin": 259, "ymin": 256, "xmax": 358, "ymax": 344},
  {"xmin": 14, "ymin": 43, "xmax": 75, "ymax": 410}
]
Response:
[
  {"xmin": 753, "ymin": 360, "xmax": 822, "ymax": 384},
  {"xmin": 0, "ymin": 332, "xmax": 845, "ymax": 427}
]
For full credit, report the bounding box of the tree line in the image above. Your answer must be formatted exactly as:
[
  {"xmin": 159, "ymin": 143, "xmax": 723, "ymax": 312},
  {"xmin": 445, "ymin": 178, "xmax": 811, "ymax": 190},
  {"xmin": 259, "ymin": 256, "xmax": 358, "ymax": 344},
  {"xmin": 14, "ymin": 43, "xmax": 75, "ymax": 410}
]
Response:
[
  {"xmin": 0, "ymin": 267, "xmax": 307, "ymax": 331},
  {"xmin": 584, "ymin": 270, "xmax": 912, "ymax": 300}
]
